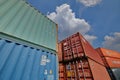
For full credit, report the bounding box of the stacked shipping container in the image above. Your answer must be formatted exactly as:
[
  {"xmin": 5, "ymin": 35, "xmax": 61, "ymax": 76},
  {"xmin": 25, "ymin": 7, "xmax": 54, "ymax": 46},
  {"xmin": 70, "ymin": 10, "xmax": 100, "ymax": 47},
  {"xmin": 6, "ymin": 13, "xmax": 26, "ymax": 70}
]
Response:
[
  {"xmin": 0, "ymin": 39, "xmax": 58, "ymax": 80},
  {"xmin": 96, "ymin": 48, "xmax": 120, "ymax": 80},
  {"xmin": 0, "ymin": 0, "xmax": 58, "ymax": 80},
  {"xmin": 0, "ymin": 0, "xmax": 57, "ymax": 51},
  {"xmin": 58, "ymin": 32, "xmax": 111, "ymax": 80}
]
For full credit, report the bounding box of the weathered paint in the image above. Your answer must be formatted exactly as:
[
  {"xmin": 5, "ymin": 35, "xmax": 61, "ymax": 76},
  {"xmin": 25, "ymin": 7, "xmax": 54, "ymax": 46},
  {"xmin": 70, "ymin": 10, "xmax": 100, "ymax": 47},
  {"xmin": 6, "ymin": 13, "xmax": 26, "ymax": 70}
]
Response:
[
  {"xmin": 0, "ymin": 0, "xmax": 57, "ymax": 51},
  {"xmin": 0, "ymin": 38, "xmax": 58, "ymax": 80}
]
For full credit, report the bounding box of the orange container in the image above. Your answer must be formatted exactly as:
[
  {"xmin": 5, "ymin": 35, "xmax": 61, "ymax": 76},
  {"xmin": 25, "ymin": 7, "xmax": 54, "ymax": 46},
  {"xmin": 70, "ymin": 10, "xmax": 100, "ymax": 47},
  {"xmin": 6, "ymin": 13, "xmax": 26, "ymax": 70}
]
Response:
[
  {"xmin": 96, "ymin": 48, "xmax": 120, "ymax": 58},
  {"xmin": 88, "ymin": 58, "xmax": 111, "ymax": 80},
  {"xmin": 105, "ymin": 57, "xmax": 120, "ymax": 68}
]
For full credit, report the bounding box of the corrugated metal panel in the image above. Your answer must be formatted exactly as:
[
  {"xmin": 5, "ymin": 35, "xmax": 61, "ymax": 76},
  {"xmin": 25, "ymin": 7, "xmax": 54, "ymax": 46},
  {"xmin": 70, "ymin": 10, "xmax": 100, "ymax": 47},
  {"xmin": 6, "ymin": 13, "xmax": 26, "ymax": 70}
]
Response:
[
  {"xmin": 96, "ymin": 48, "xmax": 120, "ymax": 59},
  {"xmin": 0, "ymin": 0, "xmax": 57, "ymax": 51},
  {"xmin": 0, "ymin": 38, "xmax": 58, "ymax": 80},
  {"xmin": 105, "ymin": 57, "xmax": 120, "ymax": 68},
  {"xmin": 59, "ymin": 58, "xmax": 111, "ymax": 80},
  {"xmin": 88, "ymin": 58, "xmax": 111, "ymax": 80},
  {"xmin": 59, "ymin": 32, "xmax": 104, "ymax": 65},
  {"xmin": 58, "ymin": 43, "xmax": 63, "ymax": 62},
  {"xmin": 58, "ymin": 32, "xmax": 111, "ymax": 80},
  {"xmin": 79, "ymin": 34, "xmax": 104, "ymax": 65}
]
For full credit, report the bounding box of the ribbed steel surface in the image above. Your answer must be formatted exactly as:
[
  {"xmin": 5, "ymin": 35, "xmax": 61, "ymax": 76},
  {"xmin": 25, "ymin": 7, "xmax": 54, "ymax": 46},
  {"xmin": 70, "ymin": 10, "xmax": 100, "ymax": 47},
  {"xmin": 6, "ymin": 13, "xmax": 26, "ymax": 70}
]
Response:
[
  {"xmin": 0, "ymin": 38, "xmax": 58, "ymax": 80},
  {"xmin": 96, "ymin": 48, "xmax": 120, "ymax": 59},
  {"xmin": 0, "ymin": 0, "xmax": 57, "ymax": 51}
]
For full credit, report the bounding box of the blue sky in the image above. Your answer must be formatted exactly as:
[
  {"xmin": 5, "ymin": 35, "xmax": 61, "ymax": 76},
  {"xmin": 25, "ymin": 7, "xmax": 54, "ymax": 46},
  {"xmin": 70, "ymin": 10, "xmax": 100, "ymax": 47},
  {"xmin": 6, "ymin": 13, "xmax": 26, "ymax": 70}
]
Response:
[{"xmin": 27, "ymin": 0, "xmax": 120, "ymax": 52}]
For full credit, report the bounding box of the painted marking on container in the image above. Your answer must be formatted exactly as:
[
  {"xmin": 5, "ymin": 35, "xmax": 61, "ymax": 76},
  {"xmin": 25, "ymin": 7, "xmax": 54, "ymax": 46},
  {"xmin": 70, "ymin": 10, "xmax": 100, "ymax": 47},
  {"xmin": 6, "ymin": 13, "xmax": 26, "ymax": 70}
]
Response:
[
  {"xmin": 112, "ymin": 61, "xmax": 120, "ymax": 64},
  {"xmin": 40, "ymin": 55, "xmax": 50, "ymax": 65},
  {"xmin": 50, "ymin": 70, "xmax": 52, "ymax": 74},
  {"xmin": 44, "ymin": 70, "xmax": 47, "ymax": 75},
  {"xmin": 63, "ymin": 42, "xmax": 67, "ymax": 46},
  {"xmin": 106, "ymin": 51, "xmax": 111, "ymax": 54}
]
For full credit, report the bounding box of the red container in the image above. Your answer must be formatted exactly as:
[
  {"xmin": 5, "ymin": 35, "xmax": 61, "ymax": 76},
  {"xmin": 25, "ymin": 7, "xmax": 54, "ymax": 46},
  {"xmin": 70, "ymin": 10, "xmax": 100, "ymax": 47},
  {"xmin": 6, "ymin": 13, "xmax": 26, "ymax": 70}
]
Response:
[
  {"xmin": 79, "ymin": 34, "xmax": 104, "ymax": 65},
  {"xmin": 65, "ymin": 62, "xmax": 78, "ymax": 80},
  {"xmin": 59, "ymin": 58, "xmax": 111, "ymax": 80},
  {"xmin": 59, "ymin": 33, "xmax": 111, "ymax": 80},
  {"xmin": 75, "ymin": 59, "xmax": 93, "ymax": 80},
  {"xmin": 59, "ymin": 63, "xmax": 65, "ymax": 79},
  {"xmin": 59, "ymin": 32, "xmax": 104, "ymax": 65},
  {"xmin": 61, "ymin": 39, "xmax": 74, "ymax": 61},
  {"xmin": 96, "ymin": 48, "xmax": 120, "ymax": 59},
  {"xmin": 59, "ymin": 77, "xmax": 64, "ymax": 80},
  {"xmin": 59, "ymin": 63, "xmax": 64, "ymax": 72}
]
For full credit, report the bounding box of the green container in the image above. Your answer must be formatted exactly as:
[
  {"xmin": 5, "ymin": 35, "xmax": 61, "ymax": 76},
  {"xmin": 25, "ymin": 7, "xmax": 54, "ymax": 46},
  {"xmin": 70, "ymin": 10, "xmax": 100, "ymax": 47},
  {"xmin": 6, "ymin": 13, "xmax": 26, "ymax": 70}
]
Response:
[{"xmin": 0, "ymin": 0, "xmax": 58, "ymax": 52}]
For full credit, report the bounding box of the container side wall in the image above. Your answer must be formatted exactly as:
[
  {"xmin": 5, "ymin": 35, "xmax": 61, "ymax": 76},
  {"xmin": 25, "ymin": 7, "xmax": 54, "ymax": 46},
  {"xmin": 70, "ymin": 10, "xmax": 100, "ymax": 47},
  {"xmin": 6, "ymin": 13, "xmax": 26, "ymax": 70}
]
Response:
[
  {"xmin": 0, "ymin": 39, "xmax": 58, "ymax": 80},
  {"xmin": 79, "ymin": 34, "xmax": 104, "ymax": 65},
  {"xmin": 105, "ymin": 57, "xmax": 120, "ymax": 68},
  {"xmin": 0, "ymin": 0, "xmax": 57, "ymax": 51},
  {"xmin": 88, "ymin": 58, "xmax": 111, "ymax": 80},
  {"xmin": 96, "ymin": 48, "xmax": 120, "ymax": 59}
]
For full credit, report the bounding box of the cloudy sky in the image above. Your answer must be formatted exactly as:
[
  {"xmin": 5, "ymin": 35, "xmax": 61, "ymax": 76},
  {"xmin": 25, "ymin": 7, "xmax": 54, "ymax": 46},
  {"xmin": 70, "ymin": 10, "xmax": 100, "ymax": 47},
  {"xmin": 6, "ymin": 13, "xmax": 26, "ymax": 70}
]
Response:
[{"xmin": 27, "ymin": 0, "xmax": 120, "ymax": 52}]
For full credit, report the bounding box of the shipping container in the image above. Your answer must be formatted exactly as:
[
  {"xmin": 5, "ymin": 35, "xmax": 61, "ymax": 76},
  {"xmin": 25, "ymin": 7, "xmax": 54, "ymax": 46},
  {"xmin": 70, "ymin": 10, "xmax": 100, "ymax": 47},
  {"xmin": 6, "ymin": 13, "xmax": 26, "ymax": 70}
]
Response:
[
  {"xmin": 59, "ymin": 63, "xmax": 65, "ymax": 80},
  {"xmin": 104, "ymin": 57, "xmax": 120, "ymax": 68},
  {"xmin": 95, "ymin": 48, "xmax": 120, "ymax": 80},
  {"xmin": 64, "ymin": 62, "xmax": 78, "ymax": 80},
  {"xmin": 58, "ymin": 32, "xmax": 112, "ymax": 80},
  {"xmin": 0, "ymin": 38, "xmax": 58, "ymax": 80},
  {"xmin": 76, "ymin": 59, "xmax": 93, "ymax": 80},
  {"xmin": 59, "ymin": 58, "xmax": 111, "ymax": 80},
  {"xmin": 96, "ymin": 48, "xmax": 120, "ymax": 59},
  {"xmin": 88, "ymin": 58, "xmax": 111, "ymax": 80},
  {"xmin": 59, "ymin": 32, "xmax": 104, "ymax": 65},
  {"xmin": 0, "ymin": 0, "xmax": 58, "ymax": 51}
]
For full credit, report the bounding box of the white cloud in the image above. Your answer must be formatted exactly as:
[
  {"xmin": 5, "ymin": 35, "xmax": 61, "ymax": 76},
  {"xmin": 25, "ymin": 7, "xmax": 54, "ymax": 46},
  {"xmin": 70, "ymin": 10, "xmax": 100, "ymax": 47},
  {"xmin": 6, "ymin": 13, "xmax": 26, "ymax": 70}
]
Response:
[
  {"xmin": 102, "ymin": 32, "xmax": 120, "ymax": 52},
  {"xmin": 47, "ymin": 4, "xmax": 97, "ymax": 43},
  {"xmin": 84, "ymin": 34, "xmax": 97, "ymax": 44},
  {"xmin": 77, "ymin": 0, "xmax": 101, "ymax": 7}
]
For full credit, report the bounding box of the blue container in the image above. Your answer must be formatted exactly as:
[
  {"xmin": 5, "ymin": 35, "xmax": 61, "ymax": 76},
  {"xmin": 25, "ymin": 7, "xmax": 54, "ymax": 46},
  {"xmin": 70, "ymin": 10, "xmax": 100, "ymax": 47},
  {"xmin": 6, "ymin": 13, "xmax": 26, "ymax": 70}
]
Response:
[{"xmin": 0, "ymin": 38, "xmax": 58, "ymax": 80}]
